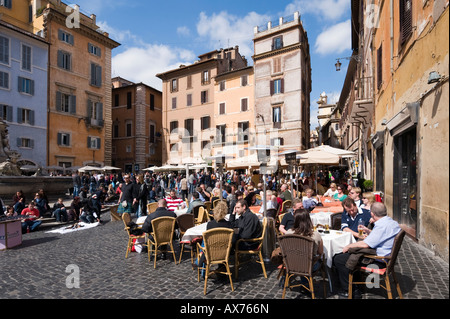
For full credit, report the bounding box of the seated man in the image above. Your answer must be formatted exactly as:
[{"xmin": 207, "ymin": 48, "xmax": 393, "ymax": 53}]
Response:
[
  {"xmin": 21, "ymin": 201, "xmax": 42, "ymax": 233},
  {"xmin": 141, "ymin": 199, "xmax": 177, "ymax": 234},
  {"xmin": 229, "ymin": 199, "xmax": 262, "ymax": 250},
  {"xmin": 186, "ymin": 191, "xmax": 204, "ymax": 215},
  {"xmin": 52, "ymin": 198, "xmax": 68, "ymax": 223},
  {"xmin": 279, "ymin": 199, "xmax": 303, "ymax": 235},
  {"xmin": 165, "ymin": 189, "xmax": 184, "ymax": 212},
  {"xmin": 341, "ymin": 197, "xmax": 371, "ymax": 239},
  {"xmin": 333, "ymin": 202, "xmax": 401, "ymax": 298}
]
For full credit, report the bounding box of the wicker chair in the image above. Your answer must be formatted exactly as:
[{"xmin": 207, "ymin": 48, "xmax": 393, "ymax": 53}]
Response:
[
  {"xmin": 212, "ymin": 199, "xmax": 227, "ymax": 209},
  {"xmin": 195, "ymin": 206, "xmax": 207, "ymax": 225},
  {"xmin": 110, "ymin": 205, "xmax": 121, "ymax": 222},
  {"xmin": 278, "ymin": 234, "xmax": 327, "ymax": 299},
  {"xmin": 348, "ymin": 230, "xmax": 406, "ymax": 299},
  {"xmin": 122, "ymin": 212, "xmax": 146, "ymax": 259},
  {"xmin": 147, "ymin": 217, "xmax": 177, "ymax": 268},
  {"xmin": 330, "ymin": 212, "xmax": 342, "ymax": 230},
  {"xmin": 177, "ymin": 214, "xmax": 197, "ymax": 267},
  {"xmin": 281, "ymin": 200, "xmax": 292, "ymax": 214},
  {"xmin": 196, "ymin": 228, "xmax": 234, "ymax": 295},
  {"xmin": 234, "ymin": 217, "xmax": 268, "ymax": 279},
  {"xmin": 204, "ymin": 201, "xmax": 211, "ymax": 214},
  {"xmin": 147, "ymin": 202, "xmax": 159, "ymax": 215},
  {"xmin": 266, "ymin": 208, "xmax": 278, "ymax": 219}
]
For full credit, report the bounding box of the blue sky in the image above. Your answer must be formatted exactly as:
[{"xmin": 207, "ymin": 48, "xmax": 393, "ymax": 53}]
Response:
[{"xmin": 74, "ymin": 0, "xmax": 353, "ymax": 129}]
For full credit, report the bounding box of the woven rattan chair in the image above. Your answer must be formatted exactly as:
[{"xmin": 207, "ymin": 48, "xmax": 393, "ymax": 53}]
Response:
[
  {"xmin": 196, "ymin": 228, "xmax": 234, "ymax": 295},
  {"xmin": 281, "ymin": 200, "xmax": 292, "ymax": 214},
  {"xmin": 122, "ymin": 212, "xmax": 146, "ymax": 259},
  {"xmin": 330, "ymin": 212, "xmax": 343, "ymax": 230},
  {"xmin": 212, "ymin": 199, "xmax": 227, "ymax": 209},
  {"xmin": 147, "ymin": 217, "xmax": 177, "ymax": 268},
  {"xmin": 195, "ymin": 206, "xmax": 207, "ymax": 225},
  {"xmin": 348, "ymin": 230, "xmax": 406, "ymax": 299},
  {"xmin": 177, "ymin": 214, "xmax": 197, "ymax": 267},
  {"xmin": 110, "ymin": 205, "xmax": 121, "ymax": 222},
  {"xmin": 147, "ymin": 202, "xmax": 159, "ymax": 215},
  {"xmin": 234, "ymin": 217, "xmax": 268, "ymax": 279},
  {"xmin": 278, "ymin": 234, "xmax": 327, "ymax": 299},
  {"xmin": 204, "ymin": 201, "xmax": 211, "ymax": 214}
]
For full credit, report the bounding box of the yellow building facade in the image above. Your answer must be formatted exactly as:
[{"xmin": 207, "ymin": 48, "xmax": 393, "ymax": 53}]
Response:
[
  {"xmin": 1, "ymin": 0, "xmax": 120, "ymax": 168},
  {"xmin": 372, "ymin": 0, "xmax": 449, "ymax": 260}
]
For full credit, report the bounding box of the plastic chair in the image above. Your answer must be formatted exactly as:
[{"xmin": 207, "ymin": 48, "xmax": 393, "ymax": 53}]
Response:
[
  {"xmin": 234, "ymin": 217, "xmax": 268, "ymax": 279},
  {"xmin": 196, "ymin": 228, "xmax": 234, "ymax": 295},
  {"xmin": 278, "ymin": 234, "xmax": 328, "ymax": 299},
  {"xmin": 348, "ymin": 230, "xmax": 406, "ymax": 299},
  {"xmin": 147, "ymin": 217, "xmax": 177, "ymax": 268},
  {"xmin": 122, "ymin": 212, "xmax": 146, "ymax": 259}
]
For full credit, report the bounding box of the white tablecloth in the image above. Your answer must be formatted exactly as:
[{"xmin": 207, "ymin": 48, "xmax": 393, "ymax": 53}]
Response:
[
  {"xmin": 321, "ymin": 230, "xmax": 356, "ymax": 267},
  {"xmin": 174, "ymin": 208, "xmax": 188, "ymax": 217},
  {"xmin": 310, "ymin": 212, "xmax": 334, "ymax": 227},
  {"xmin": 181, "ymin": 223, "xmax": 208, "ymax": 242}
]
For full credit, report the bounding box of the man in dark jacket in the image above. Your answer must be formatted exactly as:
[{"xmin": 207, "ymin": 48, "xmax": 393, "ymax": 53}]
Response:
[
  {"xmin": 229, "ymin": 199, "xmax": 262, "ymax": 250},
  {"xmin": 141, "ymin": 199, "xmax": 177, "ymax": 234},
  {"xmin": 141, "ymin": 199, "xmax": 177, "ymax": 259}
]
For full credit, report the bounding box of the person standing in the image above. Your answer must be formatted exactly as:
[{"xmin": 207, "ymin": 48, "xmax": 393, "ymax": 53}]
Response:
[
  {"xmin": 72, "ymin": 171, "xmax": 82, "ymax": 198},
  {"xmin": 135, "ymin": 174, "xmax": 149, "ymax": 218},
  {"xmin": 118, "ymin": 174, "xmax": 137, "ymax": 215}
]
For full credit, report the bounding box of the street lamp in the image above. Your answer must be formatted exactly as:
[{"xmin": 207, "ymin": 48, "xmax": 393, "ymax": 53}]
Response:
[{"xmin": 335, "ymin": 54, "xmax": 362, "ymax": 71}]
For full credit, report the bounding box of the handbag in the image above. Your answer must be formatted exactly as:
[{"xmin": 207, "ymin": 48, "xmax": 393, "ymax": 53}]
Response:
[
  {"xmin": 122, "ymin": 201, "xmax": 128, "ymax": 208},
  {"xmin": 270, "ymin": 247, "xmax": 283, "ymax": 265}
]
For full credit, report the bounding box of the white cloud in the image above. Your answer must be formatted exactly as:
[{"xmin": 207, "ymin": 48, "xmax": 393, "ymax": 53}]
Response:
[
  {"xmin": 177, "ymin": 26, "xmax": 191, "ymax": 37},
  {"xmin": 196, "ymin": 11, "xmax": 270, "ymax": 60},
  {"xmin": 97, "ymin": 21, "xmax": 143, "ymax": 46},
  {"xmin": 112, "ymin": 44, "xmax": 196, "ymax": 91},
  {"xmin": 314, "ymin": 20, "xmax": 351, "ymax": 55},
  {"xmin": 284, "ymin": 0, "xmax": 350, "ymax": 21}
]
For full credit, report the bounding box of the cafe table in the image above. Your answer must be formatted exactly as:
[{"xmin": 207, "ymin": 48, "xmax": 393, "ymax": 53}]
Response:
[
  {"xmin": 320, "ymin": 197, "xmax": 343, "ymax": 208},
  {"xmin": 181, "ymin": 222, "xmax": 208, "ymax": 242},
  {"xmin": 174, "ymin": 207, "xmax": 188, "ymax": 217},
  {"xmin": 310, "ymin": 212, "xmax": 333, "ymax": 227},
  {"xmin": 312, "ymin": 205, "xmax": 343, "ymax": 213},
  {"xmin": 320, "ymin": 229, "xmax": 356, "ymax": 268}
]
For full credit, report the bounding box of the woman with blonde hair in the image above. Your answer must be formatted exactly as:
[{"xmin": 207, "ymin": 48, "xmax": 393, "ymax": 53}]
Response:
[
  {"xmin": 361, "ymin": 192, "xmax": 375, "ymax": 213},
  {"xmin": 207, "ymin": 201, "xmax": 232, "ymax": 230},
  {"xmin": 323, "ymin": 183, "xmax": 338, "ymax": 197}
]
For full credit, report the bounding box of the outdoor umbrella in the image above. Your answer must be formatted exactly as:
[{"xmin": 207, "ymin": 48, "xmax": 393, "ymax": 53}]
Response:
[
  {"xmin": 101, "ymin": 166, "xmax": 121, "ymax": 171},
  {"xmin": 297, "ymin": 149, "xmax": 340, "ymax": 165},
  {"xmin": 309, "ymin": 145, "xmax": 357, "ymax": 158},
  {"xmin": 78, "ymin": 166, "xmax": 100, "ymax": 172}
]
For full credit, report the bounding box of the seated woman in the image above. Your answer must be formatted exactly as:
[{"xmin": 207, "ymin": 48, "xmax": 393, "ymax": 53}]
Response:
[
  {"xmin": 323, "ymin": 183, "xmax": 338, "ymax": 198},
  {"xmin": 286, "ymin": 208, "xmax": 324, "ymax": 272},
  {"xmin": 333, "ymin": 185, "xmax": 348, "ymax": 202},
  {"xmin": 361, "ymin": 192, "xmax": 375, "ymax": 214}
]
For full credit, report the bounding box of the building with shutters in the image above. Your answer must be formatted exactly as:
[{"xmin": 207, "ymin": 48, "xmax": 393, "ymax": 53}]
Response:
[
  {"xmin": 111, "ymin": 77, "xmax": 163, "ymax": 173},
  {"xmin": 0, "ymin": 20, "xmax": 49, "ymax": 167},
  {"xmin": 156, "ymin": 46, "xmax": 248, "ymax": 165},
  {"xmin": 253, "ymin": 12, "xmax": 311, "ymax": 151},
  {"xmin": 1, "ymin": 0, "xmax": 120, "ymax": 169}
]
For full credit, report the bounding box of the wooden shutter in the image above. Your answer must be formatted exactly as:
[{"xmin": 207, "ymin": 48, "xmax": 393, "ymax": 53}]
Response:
[
  {"xmin": 69, "ymin": 95, "xmax": 76, "ymax": 114},
  {"xmin": 400, "ymin": 0, "xmax": 413, "ymax": 44},
  {"xmin": 241, "ymin": 98, "xmax": 248, "ymax": 112},
  {"xmin": 280, "ymin": 79, "xmax": 285, "ymax": 93},
  {"xmin": 270, "ymin": 80, "xmax": 274, "ymax": 96},
  {"xmin": 377, "ymin": 44, "xmax": 383, "ymax": 89}
]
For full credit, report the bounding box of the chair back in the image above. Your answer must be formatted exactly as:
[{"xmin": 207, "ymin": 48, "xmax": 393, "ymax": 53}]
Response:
[
  {"xmin": 151, "ymin": 217, "xmax": 176, "ymax": 244},
  {"xmin": 147, "ymin": 202, "xmax": 159, "ymax": 215},
  {"xmin": 176, "ymin": 214, "xmax": 195, "ymax": 234},
  {"xmin": 204, "ymin": 201, "xmax": 211, "ymax": 213},
  {"xmin": 110, "ymin": 205, "xmax": 121, "ymax": 221},
  {"xmin": 386, "ymin": 230, "xmax": 406, "ymax": 274},
  {"xmin": 330, "ymin": 212, "xmax": 342, "ymax": 230},
  {"xmin": 196, "ymin": 206, "xmax": 207, "ymax": 225},
  {"xmin": 202, "ymin": 228, "xmax": 234, "ymax": 263},
  {"xmin": 281, "ymin": 200, "xmax": 292, "ymax": 214},
  {"xmin": 279, "ymin": 234, "xmax": 314, "ymax": 277},
  {"xmin": 192, "ymin": 205, "xmax": 204, "ymax": 219},
  {"xmin": 122, "ymin": 212, "xmax": 132, "ymax": 234},
  {"xmin": 253, "ymin": 217, "xmax": 268, "ymax": 251},
  {"xmin": 278, "ymin": 213, "xmax": 286, "ymax": 224}
]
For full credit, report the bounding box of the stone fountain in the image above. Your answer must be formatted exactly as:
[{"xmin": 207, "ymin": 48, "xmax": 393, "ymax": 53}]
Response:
[{"xmin": 0, "ymin": 120, "xmax": 72, "ymax": 202}]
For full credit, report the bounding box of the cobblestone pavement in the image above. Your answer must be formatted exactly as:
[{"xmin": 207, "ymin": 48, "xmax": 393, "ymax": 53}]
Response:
[{"xmin": 1, "ymin": 209, "xmax": 448, "ymax": 301}]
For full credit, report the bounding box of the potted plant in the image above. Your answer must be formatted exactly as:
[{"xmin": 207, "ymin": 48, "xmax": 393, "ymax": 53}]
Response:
[{"xmin": 363, "ymin": 180, "xmax": 374, "ymax": 191}]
